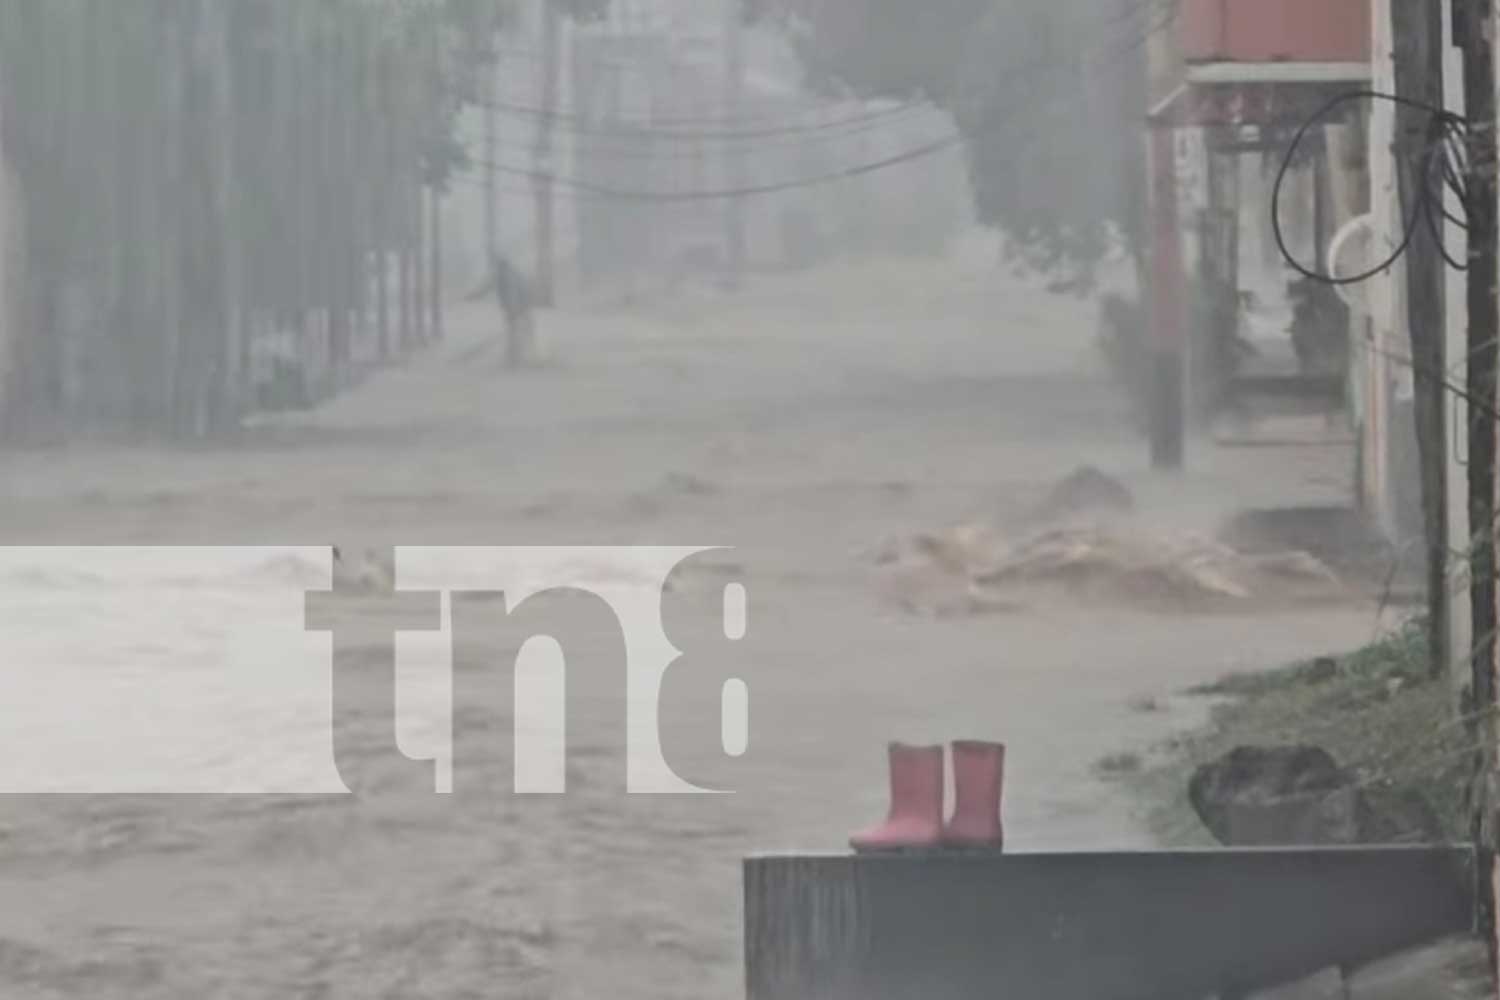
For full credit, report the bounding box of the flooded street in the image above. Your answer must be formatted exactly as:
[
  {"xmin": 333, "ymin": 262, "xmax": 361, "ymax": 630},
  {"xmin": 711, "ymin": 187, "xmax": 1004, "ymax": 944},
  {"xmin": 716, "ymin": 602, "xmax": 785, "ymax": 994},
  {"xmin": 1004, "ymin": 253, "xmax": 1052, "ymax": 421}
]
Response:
[{"xmin": 0, "ymin": 254, "xmax": 1385, "ymax": 999}]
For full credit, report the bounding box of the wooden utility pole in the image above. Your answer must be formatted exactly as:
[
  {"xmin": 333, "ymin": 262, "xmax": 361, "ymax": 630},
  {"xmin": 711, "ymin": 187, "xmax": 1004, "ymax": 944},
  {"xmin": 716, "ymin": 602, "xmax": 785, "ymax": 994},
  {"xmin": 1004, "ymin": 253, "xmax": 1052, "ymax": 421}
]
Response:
[
  {"xmin": 1392, "ymin": 0, "xmax": 1450, "ymax": 682},
  {"xmin": 1457, "ymin": 0, "xmax": 1499, "ymax": 960},
  {"xmin": 1461, "ymin": 0, "xmax": 1499, "ymax": 742},
  {"xmin": 723, "ymin": 0, "xmax": 747, "ymax": 289},
  {"xmin": 533, "ymin": 0, "xmax": 561, "ymax": 307}
]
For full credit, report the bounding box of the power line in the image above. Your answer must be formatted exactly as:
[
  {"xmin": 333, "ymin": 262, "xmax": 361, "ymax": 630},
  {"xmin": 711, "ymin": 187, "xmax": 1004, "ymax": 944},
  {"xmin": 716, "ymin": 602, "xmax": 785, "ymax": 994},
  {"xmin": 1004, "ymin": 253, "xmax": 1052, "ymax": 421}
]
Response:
[
  {"xmin": 1272, "ymin": 90, "xmax": 1471, "ymax": 285},
  {"xmin": 470, "ymin": 46, "xmax": 930, "ymax": 130},
  {"xmin": 450, "ymin": 0, "xmax": 1171, "ymax": 204},
  {"xmin": 468, "ymin": 93, "xmax": 929, "ymax": 141},
  {"xmin": 467, "ymin": 132, "xmax": 962, "ymax": 202},
  {"xmin": 453, "ymin": 104, "xmax": 946, "ymax": 163},
  {"xmin": 464, "ymin": 0, "xmax": 1166, "ymax": 140}
]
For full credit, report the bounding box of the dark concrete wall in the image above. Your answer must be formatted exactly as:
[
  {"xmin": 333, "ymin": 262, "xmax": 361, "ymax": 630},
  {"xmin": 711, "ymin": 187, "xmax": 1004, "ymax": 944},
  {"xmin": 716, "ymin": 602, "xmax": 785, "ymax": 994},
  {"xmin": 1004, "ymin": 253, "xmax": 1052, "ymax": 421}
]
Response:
[{"xmin": 745, "ymin": 848, "xmax": 1474, "ymax": 1000}]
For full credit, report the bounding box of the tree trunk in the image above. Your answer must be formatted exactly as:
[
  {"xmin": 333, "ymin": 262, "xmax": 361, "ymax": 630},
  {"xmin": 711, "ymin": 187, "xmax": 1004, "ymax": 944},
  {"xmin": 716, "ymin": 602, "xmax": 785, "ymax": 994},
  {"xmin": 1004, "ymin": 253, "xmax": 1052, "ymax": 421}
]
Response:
[
  {"xmin": 377, "ymin": 250, "xmax": 391, "ymax": 360},
  {"xmin": 484, "ymin": 52, "xmax": 499, "ymax": 258},
  {"xmin": 412, "ymin": 179, "xmax": 427, "ymax": 345},
  {"xmin": 429, "ymin": 184, "xmax": 443, "ymax": 341},
  {"xmin": 533, "ymin": 1, "xmax": 560, "ymax": 306},
  {"xmin": 400, "ymin": 241, "xmax": 414, "ymax": 351},
  {"xmin": 208, "ymin": 0, "xmax": 242, "ymax": 432},
  {"xmin": 723, "ymin": 0, "xmax": 746, "ymax": 288}
]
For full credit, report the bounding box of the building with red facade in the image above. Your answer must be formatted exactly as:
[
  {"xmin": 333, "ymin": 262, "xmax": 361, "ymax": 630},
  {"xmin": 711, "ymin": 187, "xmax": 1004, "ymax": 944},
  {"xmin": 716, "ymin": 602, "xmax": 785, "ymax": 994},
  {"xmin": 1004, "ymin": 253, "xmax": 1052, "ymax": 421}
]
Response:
[{"xmin": 1144, "ymin": 1, "xmax": 1373, "ymax": 468}]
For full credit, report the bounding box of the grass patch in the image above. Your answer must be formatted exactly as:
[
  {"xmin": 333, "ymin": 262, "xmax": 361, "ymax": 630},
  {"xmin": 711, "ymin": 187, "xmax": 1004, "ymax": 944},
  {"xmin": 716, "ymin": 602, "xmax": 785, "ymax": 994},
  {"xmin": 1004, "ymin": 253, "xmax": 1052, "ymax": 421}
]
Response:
[{"xmin": 1123, "ymin": 618, "xmax": 1470, "ymax": 845}]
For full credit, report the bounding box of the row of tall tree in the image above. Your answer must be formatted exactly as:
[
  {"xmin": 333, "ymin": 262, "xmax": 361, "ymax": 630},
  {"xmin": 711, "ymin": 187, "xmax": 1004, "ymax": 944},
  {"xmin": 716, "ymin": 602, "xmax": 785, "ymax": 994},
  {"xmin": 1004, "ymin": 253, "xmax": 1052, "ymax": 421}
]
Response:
[{"xmin": 0, "ymin": 0, "xmax": 524, "ymax": 439}]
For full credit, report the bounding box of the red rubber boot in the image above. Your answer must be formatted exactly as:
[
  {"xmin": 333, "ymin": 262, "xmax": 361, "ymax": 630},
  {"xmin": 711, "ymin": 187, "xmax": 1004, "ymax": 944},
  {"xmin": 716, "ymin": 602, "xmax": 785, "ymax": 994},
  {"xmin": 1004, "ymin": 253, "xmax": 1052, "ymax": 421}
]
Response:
[
  {"xmin": 850, "ymin": 742, "xmax": 945, "ymax": 852},
  {"xmin": 942, "ymin": 740, "xmax": 1005, "ymax": 849}
]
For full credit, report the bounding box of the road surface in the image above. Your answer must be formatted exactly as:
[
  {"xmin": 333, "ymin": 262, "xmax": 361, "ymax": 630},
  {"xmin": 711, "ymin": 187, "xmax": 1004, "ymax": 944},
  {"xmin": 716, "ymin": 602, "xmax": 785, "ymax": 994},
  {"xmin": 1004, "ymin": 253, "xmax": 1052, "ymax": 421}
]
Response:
[{"xmin": 0, "ymin": 250, "xmax": 1384, "ymax": 998}]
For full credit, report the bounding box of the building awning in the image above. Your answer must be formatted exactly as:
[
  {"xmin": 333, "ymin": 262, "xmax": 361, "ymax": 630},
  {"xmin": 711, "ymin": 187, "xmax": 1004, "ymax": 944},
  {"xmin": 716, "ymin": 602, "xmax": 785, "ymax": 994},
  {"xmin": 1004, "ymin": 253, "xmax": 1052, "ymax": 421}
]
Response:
[{"xmin": 1149, "ymin": 61, "xmax": 1373, "ymax": 129}]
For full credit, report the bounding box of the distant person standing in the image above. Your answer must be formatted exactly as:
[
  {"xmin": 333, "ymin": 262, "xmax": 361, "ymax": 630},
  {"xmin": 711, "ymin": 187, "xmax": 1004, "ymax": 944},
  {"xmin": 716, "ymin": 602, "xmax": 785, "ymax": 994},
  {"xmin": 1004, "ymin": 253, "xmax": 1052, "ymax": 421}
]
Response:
[{"xmin": 492, "ymin": 250, "xmax": 536, "ymax": 368}]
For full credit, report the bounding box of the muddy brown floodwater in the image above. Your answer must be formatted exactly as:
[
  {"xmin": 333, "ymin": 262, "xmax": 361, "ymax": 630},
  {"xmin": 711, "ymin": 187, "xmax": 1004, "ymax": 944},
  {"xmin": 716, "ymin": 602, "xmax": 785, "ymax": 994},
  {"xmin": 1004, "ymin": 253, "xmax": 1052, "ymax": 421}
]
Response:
[{"xmin": 0, "ymin": 254, "xmax": 1387, "ymax": 998}]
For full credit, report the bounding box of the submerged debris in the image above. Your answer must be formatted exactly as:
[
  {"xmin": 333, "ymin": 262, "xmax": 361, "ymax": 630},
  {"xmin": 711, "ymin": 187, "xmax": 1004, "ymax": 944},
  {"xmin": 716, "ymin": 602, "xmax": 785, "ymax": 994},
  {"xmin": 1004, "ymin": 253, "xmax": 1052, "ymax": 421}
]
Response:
[
  {"xmin": 867, "ymin": 469, "xmax": 1350, "ymax": 615},
  {"xmin": 873, "ymin": 521, "xmax": 1343, "ymax": 614},
  {"xmin": 979, "ymin": 523, "xmax": 1342, "ymax": 609}
]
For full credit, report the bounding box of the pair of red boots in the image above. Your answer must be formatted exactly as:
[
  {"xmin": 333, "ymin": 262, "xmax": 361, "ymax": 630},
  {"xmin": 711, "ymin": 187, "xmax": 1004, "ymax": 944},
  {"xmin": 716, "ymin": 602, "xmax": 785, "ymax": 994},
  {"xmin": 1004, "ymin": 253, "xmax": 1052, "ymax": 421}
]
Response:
[{"xmin": 850, "ymin": 740, "xmax": 1006, "ymax": 852}]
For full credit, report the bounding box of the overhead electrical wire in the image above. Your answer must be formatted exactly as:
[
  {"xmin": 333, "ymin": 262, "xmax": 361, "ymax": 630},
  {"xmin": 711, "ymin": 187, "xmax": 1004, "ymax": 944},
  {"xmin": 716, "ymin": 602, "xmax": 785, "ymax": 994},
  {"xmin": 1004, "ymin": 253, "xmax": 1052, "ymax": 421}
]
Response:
[
  {"xmin": 453, "ymin": 102, "xmax": 942, "ymax": 162},
  {"xmin": 454, "ymin": 0, "xmax": 1174, "ymax": 204},
  {"xmin": 471, "ymin": 44, "xmax": 932, "ymax": 129},
  {"xmin": 458, "ymin": 0, "xmax": 1167, "ymax": 143},
  {"xmin": 470, "ymin": 0, "xmax": 1156, "ymax": 134},
  {"xmin": 474, "ymin": 132, "xmax": 962, "ymax": 201},
  {"xmin": 1272, "ymin": 89, "xmax": 1472, "ymax": 285},
  {"xmin": 468, "ymin": 94, "xmax": 930, "ymax": 141}
]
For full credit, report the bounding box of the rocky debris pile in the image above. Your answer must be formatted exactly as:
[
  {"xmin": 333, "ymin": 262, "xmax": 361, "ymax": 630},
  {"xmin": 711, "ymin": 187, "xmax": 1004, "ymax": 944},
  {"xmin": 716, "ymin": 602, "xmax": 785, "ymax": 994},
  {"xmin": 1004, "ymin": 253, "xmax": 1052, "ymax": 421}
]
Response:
[
  {"xmin": 862, "ymin": 522, "xmax": 1015, "ymax": 618},
  {"xmin": 1188, "ymin": 745, "xmax": 1443, "ymax": 847},
  {"xmin": 864, "ymin": 466, "xmax": 1346, "ymax": 615},
  {"xmin": 868, "ymin": 520, "xmax": 1342, "ymax": 613},
  {"xmin": 974, "ymin": 524, "xmax": 1340, "ymax": 607}
]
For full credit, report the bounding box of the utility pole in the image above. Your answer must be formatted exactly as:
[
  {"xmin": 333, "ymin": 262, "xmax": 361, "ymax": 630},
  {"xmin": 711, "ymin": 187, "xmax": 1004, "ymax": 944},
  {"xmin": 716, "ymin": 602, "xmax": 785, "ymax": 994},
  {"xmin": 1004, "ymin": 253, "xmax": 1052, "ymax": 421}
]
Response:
[
  {"xmin": 1392, "ymin": 0, "xmax": 1450, "ymax": 683},
  {"xmin": 723, "ymin": 0, "xmax": 747, "ymax": 289},
  {"xmin": 1458, "ymin": 0, "xmax": 1499, "ymax": 959},
  {"xmin": 533, "ymin": 0, "xmax": 561, "ymax": 307}
]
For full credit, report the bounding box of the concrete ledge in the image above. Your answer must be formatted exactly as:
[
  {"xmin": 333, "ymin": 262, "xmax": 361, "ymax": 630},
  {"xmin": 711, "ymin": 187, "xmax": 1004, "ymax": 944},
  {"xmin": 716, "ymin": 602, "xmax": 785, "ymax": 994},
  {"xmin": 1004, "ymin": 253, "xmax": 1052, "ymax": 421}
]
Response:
[
  {"xmin": 1186, "ymin": 62, "xmax": 1374, "ymax": 85},
  {"xmin": 744, "ymin": 847, "xmax": 1475, "ymax": 1000}
]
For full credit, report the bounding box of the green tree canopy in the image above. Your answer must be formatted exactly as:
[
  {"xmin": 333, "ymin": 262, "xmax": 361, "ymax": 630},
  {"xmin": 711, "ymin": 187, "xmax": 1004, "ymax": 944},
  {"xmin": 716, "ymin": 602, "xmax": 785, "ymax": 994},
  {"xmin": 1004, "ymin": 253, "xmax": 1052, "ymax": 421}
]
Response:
[{"xmin": 750, "ymin": 0, "xmax": 1151, "ymax": 290}]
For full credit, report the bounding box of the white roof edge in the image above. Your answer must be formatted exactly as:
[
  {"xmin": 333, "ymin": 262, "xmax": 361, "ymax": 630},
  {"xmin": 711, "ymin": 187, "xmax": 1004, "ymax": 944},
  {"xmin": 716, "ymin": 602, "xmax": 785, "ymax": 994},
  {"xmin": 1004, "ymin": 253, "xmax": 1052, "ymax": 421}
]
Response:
[{"xmin": 1186, "ymin": 61, "xmax": 1373, "ymax": 85}]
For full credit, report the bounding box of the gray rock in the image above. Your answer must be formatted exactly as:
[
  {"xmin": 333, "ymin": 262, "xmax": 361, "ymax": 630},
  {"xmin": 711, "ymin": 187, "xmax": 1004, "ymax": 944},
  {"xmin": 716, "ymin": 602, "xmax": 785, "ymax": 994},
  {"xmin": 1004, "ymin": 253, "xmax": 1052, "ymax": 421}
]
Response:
[
  {"xmin": 1188, "ymin": 745, "xmax": 1443, "ymax": 847},
  {"xmin": 1303, "ymin": 656, "xmax": 1339, "ymax": 684},
  {"xmin": 1189, "ymin": 745, "xmax": 1347, "ymax": 844},
  {"xmin": 1223, "ymin": 786, "xmax": 1364, "ymax": 846}
]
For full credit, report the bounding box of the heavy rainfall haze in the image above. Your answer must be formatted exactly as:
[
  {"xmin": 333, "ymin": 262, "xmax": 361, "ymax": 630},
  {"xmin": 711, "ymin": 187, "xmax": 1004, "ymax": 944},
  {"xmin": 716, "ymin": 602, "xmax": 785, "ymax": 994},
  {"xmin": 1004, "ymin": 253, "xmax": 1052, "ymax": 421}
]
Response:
[{"xmin": 0, "ymin": 1, "xmax": 1428, "ymax": 998}]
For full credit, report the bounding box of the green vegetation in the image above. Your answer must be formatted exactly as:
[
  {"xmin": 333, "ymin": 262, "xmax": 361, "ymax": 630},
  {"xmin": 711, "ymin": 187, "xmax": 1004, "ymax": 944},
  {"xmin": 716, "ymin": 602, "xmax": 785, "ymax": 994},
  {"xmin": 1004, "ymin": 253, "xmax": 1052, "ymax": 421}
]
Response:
[
  {"xmin": 748, "ymin": 0, "xmax": 1148, "ymax": 292},
  {"xmin": 1118, "ymin": 619, "xmax": 1471, "ymax": 845}
]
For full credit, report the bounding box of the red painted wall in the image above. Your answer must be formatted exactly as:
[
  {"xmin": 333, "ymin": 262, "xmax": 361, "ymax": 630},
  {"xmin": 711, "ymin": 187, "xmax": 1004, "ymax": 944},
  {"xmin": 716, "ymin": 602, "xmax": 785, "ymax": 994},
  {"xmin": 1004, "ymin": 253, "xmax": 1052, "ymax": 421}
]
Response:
[{"xmin": 1180, "ymin": 0, "xmax": 1371, "ymax": 63}]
